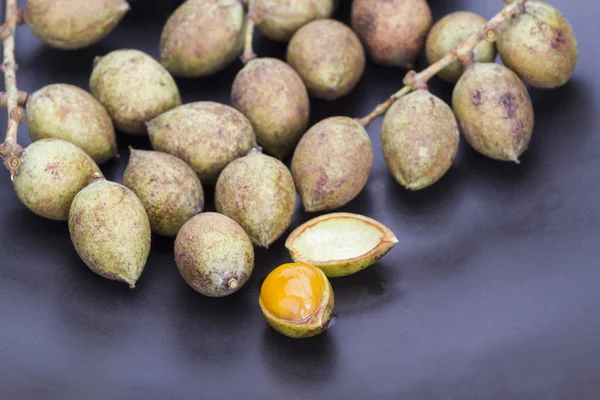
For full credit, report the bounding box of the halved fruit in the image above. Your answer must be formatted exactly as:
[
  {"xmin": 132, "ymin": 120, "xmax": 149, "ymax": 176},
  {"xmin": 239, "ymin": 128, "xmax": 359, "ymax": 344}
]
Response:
[
  {"xmin": 285, "ymin": 213, "xmax": 398, "ymax": 277},
  {"xmin": 259, "ymin": 262, "xmax": 334, "ymax": 339}
]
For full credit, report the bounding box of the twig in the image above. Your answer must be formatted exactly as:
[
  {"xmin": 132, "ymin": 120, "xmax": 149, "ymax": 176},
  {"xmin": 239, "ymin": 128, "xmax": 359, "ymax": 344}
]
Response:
[
  {"xmin": 0, "ymin": 0, "xmax": 23, "ymax": 180},
  {"xmin": 240, "ymin": 0, "xmax": 259, "ymax": 64},
  {"xmin": 357, "ymin": 0, "xmax": 528, "ymax": 127}
]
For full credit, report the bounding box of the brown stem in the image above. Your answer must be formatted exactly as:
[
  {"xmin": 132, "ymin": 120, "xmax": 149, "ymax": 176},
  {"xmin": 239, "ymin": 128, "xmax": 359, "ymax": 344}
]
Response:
[
  {"xmin": 240, "ymin": 0, "xmax": 259, "ymax": 64},
  {"xmin": 0, "ymin": 0, "xmax": 23, "ymax": 180},
  {"xmin": 0, "ymin": 90, "xmax": 28, "ymax": 107},
  {"xmin": 357, "ymin": 0, "xmax": 528, "ymax": 128}
]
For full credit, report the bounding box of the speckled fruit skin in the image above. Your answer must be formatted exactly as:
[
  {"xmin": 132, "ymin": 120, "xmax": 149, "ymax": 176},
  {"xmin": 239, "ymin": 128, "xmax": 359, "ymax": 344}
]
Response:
[
  {"xmin": 426, "ymin": 12, "xmax": 497, "ymax": 83},
  {"xmin": 175, "ymin": 213, "xmax": 254, "ymax": 297},
  {"xmin": 160, "ymin": 0, "xmax": 245, "ymax": 77},
  {"xmin": 382, "ymin": 90, "xmax": 460, "ymax": 190},
  {"xmin": 291, "ymin": 116, "xmax": 372, "ymax": 211},
  {"xmin": 68, "ymin": 178, "xmax": 151, "ymax": 288},
  {"xmin": 26, "ymin": 84, "xmax": 117, "ymax": 165},
  {"xmin": 90, "ymin": 49, "xmax": 181, "ymax": 135},
  {"xmin": 231, "ymin": 58, "xmax": 310, "ymax": 159},
  {"xmin": 497, "ymin": 1, "xmax": 578, "ymax": 89},
  {"xmin": 24, "ymin": 0, "xmax": 129, "ymax": 50},
  {"xmin": 256, "ymin": 0, "xmax": 337, "ymax": 42},
  {"xmin": 452, "ymin": 63, "xmax": 534, "ymax": 163},
  {"xmin": 147, "ymin": 102, "xmax": 257, "ymax": 185},
  {"xmin": 13, "ymin": 139, "xmax": 101, "ymax": 221},
  {"xmin": 123, "ymin": 149, "xmax": 204, "ymax": 237},
  {"xmin": 286, "ymin": 19, "xmax": 365, "ymax": 100},
  {"xmin": 259, "ymin": 268, "xmax": 334, "ymax": 339},
  {"xmin": 351, "ymin": 0, "xmax": 432, "ymax": 68},
  {"xmin": 215, "ymin": 151, "xmax": 297, "ymax": 248}
]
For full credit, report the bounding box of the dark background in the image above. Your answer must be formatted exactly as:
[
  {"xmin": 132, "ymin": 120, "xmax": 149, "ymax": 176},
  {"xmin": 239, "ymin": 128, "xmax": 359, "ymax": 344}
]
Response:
[{"xmin": 1, "ymin": 1, "xmax": 598, "ymax": 399}]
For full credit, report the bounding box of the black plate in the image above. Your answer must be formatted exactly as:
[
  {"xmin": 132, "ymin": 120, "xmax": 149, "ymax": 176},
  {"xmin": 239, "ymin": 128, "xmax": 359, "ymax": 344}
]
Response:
[{"xmin": 1, "ymin": 1, "xmax": 599, "ymax": 399}]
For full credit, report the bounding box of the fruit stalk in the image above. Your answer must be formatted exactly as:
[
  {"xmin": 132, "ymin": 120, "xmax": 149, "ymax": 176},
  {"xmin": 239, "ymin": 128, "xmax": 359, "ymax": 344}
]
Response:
[
  {"xmin": 0, "ymin": 0, "xmax": 23, "ymax": 179},
  {"xmin": 241, "ymin": 0, "xmax": 259, "ymax": 64},
  {"xmin": 357, "ymin": 0, "xmax": 528, "ymax": 127},
  {"xmin": 0, "ymin": 90, "xmax": 28, "ymax": 107}
]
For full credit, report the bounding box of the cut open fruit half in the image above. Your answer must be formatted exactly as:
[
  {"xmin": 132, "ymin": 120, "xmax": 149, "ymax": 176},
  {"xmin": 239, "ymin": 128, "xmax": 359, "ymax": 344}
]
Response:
[{"xmin": 285, "ymin": 213, "xmax": 398, "ymax": 277}]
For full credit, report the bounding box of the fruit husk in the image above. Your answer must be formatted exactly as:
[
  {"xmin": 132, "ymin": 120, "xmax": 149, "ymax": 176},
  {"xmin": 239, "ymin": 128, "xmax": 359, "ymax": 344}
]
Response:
[
  {"xmin": 256, "ymin": 0, "xmax": 337, "ymax": 42},
  {"xmin": 26, "ymin": 84, "xmax": 117, "ymax": 165},
  {"xmin": 147, "ymin": 102, "xmax": 257, "ymax": 185},
  {"xmin": 13, "ymin": 139, "xmax": 101, "ymax": 221},
  {"xmin": 351, "ymin": 0, "xmax": 432, "ymax": 68},
  {"xmin": 231, "ymin": 58, "xmax": 310, "ymax": 159},
  {"xmin": 215, "ymin": 151, "xmax": 296, "ymax": 248},
  {"xmin": 497, "ymin": 1, "xmax": 578, "ymax": 89},
  {"xmin": 426, "ymin": 12, "xmax": 497, "ymax": 83},
  {"xmin": 24, "ymin": 0, "xmax": 129, "ymax": 50},
  {"xmin": 286, "ymin": 19, "xmax": 365, "ymax": 100},
  {"xmin": 285, "ymin": 213, "xmax": 398, "ymax": 277},
  {"xmin": 160, "ymin": 0, "xmax": 245, "ymax": 77},
  {"xmin": 291, "ymin": 116, "xmax": 372, "ymax": 211},
  {"xmin": 259, "ymin": 268, "xmax": 334, "ymax": 339},
  {"xmin": 68, "ymin": 178, "xmax": 151, "ymax": 288},
  {"xmin": 452, "ymin": 63, "xmax": 534, "ymax": 163},
  {"xmin": 123, "ymin": 149, "xmax": 204, "ymax": 237},
  {"xmin": 381, "ymin": 90, "xmax": 460, "ymax": 190},
  {"xmin": 175, "ymin": 213, "xmax": 254, "ymax": 297},
  {"xmin": 90, "ymin": 49, "xmax": 181, "ymax": 135}
]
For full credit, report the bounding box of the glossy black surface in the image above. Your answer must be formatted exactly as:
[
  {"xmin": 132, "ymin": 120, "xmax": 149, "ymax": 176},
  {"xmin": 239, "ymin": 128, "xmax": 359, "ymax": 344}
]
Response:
[{"xmin": 1, "ymin": 1, "xmax": 598, "ymax": 399}]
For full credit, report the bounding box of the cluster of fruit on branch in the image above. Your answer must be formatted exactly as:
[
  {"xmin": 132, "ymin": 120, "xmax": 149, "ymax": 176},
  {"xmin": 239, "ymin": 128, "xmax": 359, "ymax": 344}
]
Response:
[{"xmin": 0, "ymin": 0, "xmax": 578, "ymax": 338}]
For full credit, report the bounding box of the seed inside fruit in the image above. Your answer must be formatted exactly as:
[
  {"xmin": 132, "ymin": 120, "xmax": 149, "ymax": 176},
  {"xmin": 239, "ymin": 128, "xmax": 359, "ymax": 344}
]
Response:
[{"xmin": 286, "ymin": 213, "xmax": 398, "ymax": 277}]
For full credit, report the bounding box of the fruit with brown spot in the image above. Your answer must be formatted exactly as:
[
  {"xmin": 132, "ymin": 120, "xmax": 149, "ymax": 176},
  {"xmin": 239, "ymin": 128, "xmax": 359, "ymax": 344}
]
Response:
[{"xmin": 175, "ymin": 213, "xmax": 254, "ymax": 297}]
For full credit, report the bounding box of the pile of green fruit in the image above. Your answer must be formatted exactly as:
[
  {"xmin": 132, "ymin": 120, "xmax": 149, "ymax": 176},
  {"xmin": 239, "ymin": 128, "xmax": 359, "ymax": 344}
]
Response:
[{"xmin": 0, "ymin": 0, "xmax": 578, "ymax": 339}]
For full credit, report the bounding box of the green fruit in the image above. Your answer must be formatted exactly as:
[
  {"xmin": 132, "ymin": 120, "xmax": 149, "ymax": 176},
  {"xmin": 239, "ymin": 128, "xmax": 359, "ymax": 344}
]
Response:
[
  {"xmin": 24, "ymin": 0, "xmax": 129, "ymax": 50},
  {"xmin": 452, "ymin": 63, "xmax": 534, "ymax": 163},
  {"xmin": 256, "ymin": 0, "xmax": 337, "ymax": 42},
  {"xmin": 69, "ymin": 178, "xmax": 151, "ymax": 288},
  {"xmin": 123, "ymin": 149, "xmax": 204, "ymax": 237},
  {"xmin": 90, "ymin": 49, "xmax": 181, "ymax": 135},
  {"xmin": 291, "ymin": 116, "xmax": 372, "ymax": 211},
  {"xmin": 382, "ymin": 90, "xmax": 460, "ymax": 190},
  {"xmin": 231, "ymin": 58, "xmax": 310, "ymax": 159},
  {"xmin": 160, "ymin": 0, "xmax": 245, "ymax": 77},
  {"xmin": 287, "ymin": 19, "xmax": 365, "ymax": 100},
  {"xmin": 352, "ymin": 0, "xmax": 432, "ymax": 68},
  {"xmin": 497, "ymin": 1, "xmax": 578, "ymax": 88},
  {"xmin": 13, "ymin": 139, "xmax": 101, "ymax": 221},
  {"xmin": 426, "ymin": 12, "xmax": 497, "ymax": 83},
  {"xmin": 215, "ymin": 150, "xmax": 296, "ymax": 248},
  {"xmin": 147, "ymin": 102, "xmax": 257, "ymax": 185},
  {"xmin": 26, "ymin": 84, "xmax": 117, "ymax": 165},
  {"xmin": 175, "ymin": 213, "xmax": 254, "ymax": 297}
]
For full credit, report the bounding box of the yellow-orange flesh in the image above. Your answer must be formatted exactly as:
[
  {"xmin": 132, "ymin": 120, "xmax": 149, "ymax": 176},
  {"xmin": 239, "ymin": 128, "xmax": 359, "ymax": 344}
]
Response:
[{"xmin": 260, "ymin": 262, "xmax": 326, "ymax": 322}]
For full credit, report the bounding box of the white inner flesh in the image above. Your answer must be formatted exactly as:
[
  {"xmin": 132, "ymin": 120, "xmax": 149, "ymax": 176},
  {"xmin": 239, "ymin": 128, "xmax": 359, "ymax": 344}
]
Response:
[{"xmin": 292, "ymin": 218, "xmax": 384, "ymax": 262}]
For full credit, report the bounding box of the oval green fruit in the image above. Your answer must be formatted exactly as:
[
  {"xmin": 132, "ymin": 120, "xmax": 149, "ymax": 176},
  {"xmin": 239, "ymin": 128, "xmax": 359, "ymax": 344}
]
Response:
[
  {"xmin": 123, "ymin": 149, "xmax": 204, "ymax": 237},
  {"xmin": 215, "ymin": 150, "xmax": 296, "ymax": 248},
  {"xmin": 382, "ymin": 90, "xmax": 460, "ymax": 190},
  {"xmin": 175, "ymin": 213, "xmax": 254, "ymax": 297},
  {"xmin": 147, "ymin": 102, "xmax": 256, "ymax": 185},
  {"xmin": 291, "ymin": 116, "xmax": 372, "ymax": 211},
  {"xmin": 231, "ymin": 58, "xmax": 310, "ymax": 159},
  {"xmin": 69, "ymin": 178, "xmax": 151, "ymax": 288},
  {"xmin": 26, "ymin": 84, "xmax": 117, "ymax": 165},
  {"xmin": 287, "ymin": 19, "xmax": 365, "ymax": 100},
  {"xmin": 497, "ymin": 1, "xmax": 578, "ymax": 88},
  {"xmin": 160, "ymin": 0, "xmax": 245, "ymax": 77},
  {"xmin": 90, "ymin": 49, "xmax": 181, "ymax": 135},
  {"xmin": 24, "ymin": 0, "xmax": 129, "ymax": 50},
  {"xmin": 426, "ymin": 12, "xmax": 496, "ymax": 83},
  {"xmin": 13, "ymin": 139, "xmax": 101, "ymax": 221},
  {"xmin": 352, "ymin": 0, "xmax": 432, "ymax": 68},
  {"xmin": 256, "ymin": 0, "xmax": 336, "ymax": 42},
  {"xmin": 452, "ymin": 63, "xmax": 534, "ymax": 163}
]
